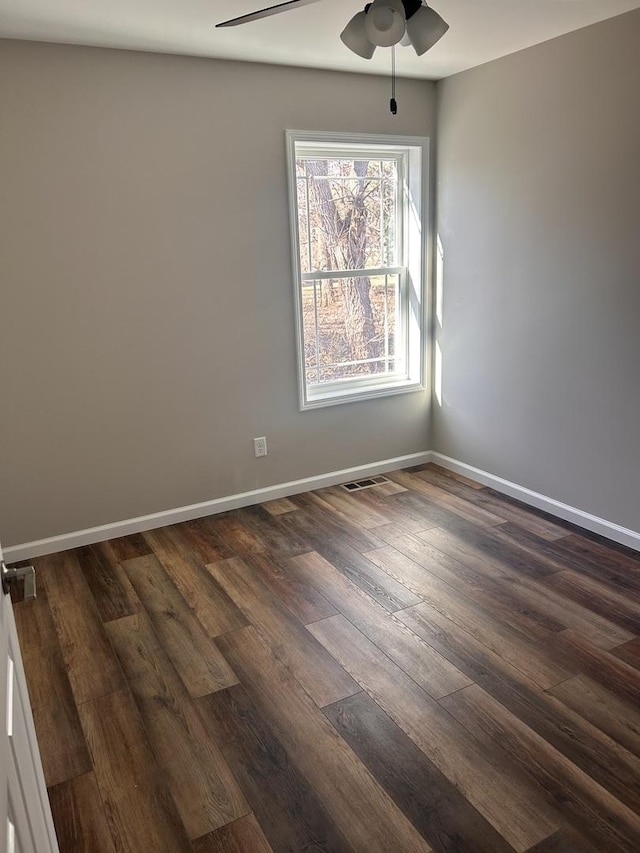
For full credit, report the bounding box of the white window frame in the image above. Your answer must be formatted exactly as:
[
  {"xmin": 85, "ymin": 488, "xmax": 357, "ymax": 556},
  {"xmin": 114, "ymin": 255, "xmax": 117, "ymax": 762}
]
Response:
[{"xmin": 286, "ymin": 130, "xmax": 428, "ymax": 410}]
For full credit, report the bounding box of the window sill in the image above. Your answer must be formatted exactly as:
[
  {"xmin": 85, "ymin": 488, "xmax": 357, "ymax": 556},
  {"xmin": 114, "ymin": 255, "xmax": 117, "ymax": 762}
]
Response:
[{"xmin": 301, "ymin": 378, "xmax": 426, "ymax": 411}]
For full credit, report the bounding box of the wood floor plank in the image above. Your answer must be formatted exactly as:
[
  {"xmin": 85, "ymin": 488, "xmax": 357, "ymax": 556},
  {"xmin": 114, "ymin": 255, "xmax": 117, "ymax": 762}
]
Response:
[
  {"xmin": 13, "ymin": 590, "xmax": 92, "ymax": 787},
  {"xmin": 422, "ymin": 520, "xmax": 560, "ymax": 580},
  {"xmin": 418, "ymin": 465, "xmax": 568, "ymax": 540},
  {"xmin": 486, "ymin": 489, "xmax": 571, "ymax": 540},
  {"xmin": 385, "ymin": 490, "xmax": 474, "ymax": 535},
  {"xmin": 208, "ymin": 505, "xmax": 309, "ymax": 560},
  {"xmin": 419, "ymin": 524, "xmax": 559, "ymax": 580},
  {"xmin": 491, "ymin": 524, "xmax": 640, "ymax": 594},
  {"xmin": 232, "ymin": 505, "xmax": 310, "ymax": 558},
  {"xmin": 39, "ymin": 551, "xmax": 125, "ymax": 704},
  {"xmin": 417, "ymin": 524, "xmax": 542, "ymax": 585},
  {"xmin": 387, "ymin": 469, "xmax": 506, "ymax": 527},
  {"xmin": 323, "ymin": 691, "xmax": 515, "ymax": 853},
  {"xmin": 207, "ymin": 556, "xmax": 359, "ymax": 707},
  {"xmin": 285, "ymin": 490, "xmax": 385, "ymax": 552},
  {"xmin": 180, "ymin": 518, "xmax": 236, "ymax": 563},
  {"xmin": 261, "ymin": 497, "xmax": 299, "ymax": 516},
  {"xmin": 144, "ymin": 525, "xmax": 248, "ymax": 638},
  {"xmin": 192, "ymin": 815, "xmax": 273, "ymax": 853},
  {"xmin": 525, "ymin": 826, "xmax": 601, "ymax": 852},
  {"xmin": 415, "ymin": 527, "xmax": 634, "ymax": 648},
  {"xmin": 216, "ymin": 625, "xmax": 433, "ymax": 853},
  {"xmin": 47, "ymin": 772, "xmax": 116, "ymax": 853},
  {"xmin": 420, "ymin": 594, "xmax": 573, "ymax": 689},
  {"xmin": 78, "ymin": 689, "xmax": 191, "ymax": 853},
  {"xmin": 550, "ymin": 674, "xmax": 640, "ymax": 760},
  {"xmin": 312, "ymin": 486, "xmax": 391, "ymax": 529},
  {"xmin": 75, "ymin": 541, "xmax": 140, "ymax": 622},
  {"xmin": 363, "ymin": 479, "xmax": 408, "ymax": 496},
  {"xmin": 122, "ymin": 554, "xmax": 238, "ymax": 697},
  {"xmin": 235, "ymin": 549, "xmax": 338, "ymax": 624},
  {"xmin": 399, "ymin": 583, "xmax": 572, "ymax": 691},
  {"xmin": 557, "ymin": 532, "xmax": 640, "ymax": 577},
  {"xmin": 356, "ymin": 485, "xmax": 439, "ymax": 533},
  {"xmin": 367, "ymin": 539, "xmax": 564, "ymax": 643},
  {"xmin": 375, "ymin": 528, "xmax": 630, "ymax": 666},
  {"xmin": 203, "ymin": 513, "xmax": 267, "ymax": 557},
  {"xmin": 308, "ymin": 613, "xmax": 561, "ymax": 851},
  {"xmin": 299, "ymin": 532, "xmax": 420, "ymax": 613},
  {"xmin": 106, "ymin": 613, "xmax": 250, "ymax": 839},
  {"xmin": 323, "ymin": 538, "xmax": 422, "ymax": 612},
  {"xmin": 416, "ymin": 466, "xmax": 504, "ymax": 502},
  {"xmin": 448, "ymin": 523, "xmax": 564, "ymax": 580},
  {"xmin": 197, "ymin": 684, "xmax": 351, "ymax": 852},
  {"xmin": 429, "ymin": 463, "xmax": 485, "ymax": 490},
  {"xmin": 442, "ymin": 683, "xmax": 640, "ymax": 853},
  {"xmin": 469, "ymin": 670, "xmax": 640, "ymax": 815},
  {"xmin": 458, "ymin": 522, "xmax": 570, "ymax": 578},
  {"xmin": 289, "ymin": 551, "xmax": 470, "ymax": 699},
  {"xmin": 556, "ymin": 629, "xmax": 640, "ymax": 709},
  {"xmin": 107, "ymin": 532, "xmax": 152, "ymax": 562},
  {"xmin": 374, "ymin": 522, "xmax": 507, "ymax": 583},
  {"xmin": 542, "ymin": 569, "xmax": 640, "ymax": 636},
  {"xmin": 394, "ymin": 601, "xmax": 640, "ymax": 819},
  {"xmin": 611, "ymin": 637, "xmax": 640, "ymax": 670},
  {"xmin": 398, "ymin": 596, "xmax": 545, "ymax": 695}
]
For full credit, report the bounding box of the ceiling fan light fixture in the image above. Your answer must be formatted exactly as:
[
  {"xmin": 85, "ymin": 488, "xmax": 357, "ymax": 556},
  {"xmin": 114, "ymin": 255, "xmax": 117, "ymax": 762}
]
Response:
[
  {"xmin": 340, "ymin": 10, "xmax": 377, "ymax": 58},
  {"xmin": 406, "ymin": 4, "xmax": 449, "ymax": 56},
  {"xmin": 364, "ymin": 0, "xmax": 407, "ymax": 48}
]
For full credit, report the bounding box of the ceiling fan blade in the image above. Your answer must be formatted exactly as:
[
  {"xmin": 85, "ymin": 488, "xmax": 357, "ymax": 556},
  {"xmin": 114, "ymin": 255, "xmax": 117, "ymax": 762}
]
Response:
[{"xmin": 216, "ymin": 0, "xmax": 325, "ymax": 28}]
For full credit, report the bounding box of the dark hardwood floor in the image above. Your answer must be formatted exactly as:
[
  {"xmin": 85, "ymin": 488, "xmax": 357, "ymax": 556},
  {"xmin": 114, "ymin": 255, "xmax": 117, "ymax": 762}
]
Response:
[{"xmin": 12, "ymin": 463, "xmax": 640, "ymax": 852}]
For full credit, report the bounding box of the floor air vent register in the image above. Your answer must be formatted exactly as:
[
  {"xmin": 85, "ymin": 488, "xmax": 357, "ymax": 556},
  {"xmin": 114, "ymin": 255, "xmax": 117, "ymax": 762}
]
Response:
[{"xmin": 340, "ymin": 475, "xmax": 392, "ymax": 492}]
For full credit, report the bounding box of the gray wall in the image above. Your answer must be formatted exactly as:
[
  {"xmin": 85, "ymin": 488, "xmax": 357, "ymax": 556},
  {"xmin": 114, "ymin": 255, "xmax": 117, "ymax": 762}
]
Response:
[
  {"xmin": 0, "ymin": 40, "xmax": 434, "ymax": 547},
  {"xmin": 434, "ymin": 10, "xmax": 640, "ymax": 532}
]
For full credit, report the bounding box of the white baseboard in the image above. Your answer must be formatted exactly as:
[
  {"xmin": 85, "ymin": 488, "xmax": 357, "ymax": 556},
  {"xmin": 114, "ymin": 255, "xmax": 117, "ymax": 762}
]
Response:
[
  {"xmin": 7, "ymin": 448, "xmax": 639, "ymax": 561},
  {"xmin": 3, "ymin": 451, "xmax": 433, "ymax": 562},
  {"xmin": 432, "ymin": 452, "xmax": 640, "ymax": 553}
]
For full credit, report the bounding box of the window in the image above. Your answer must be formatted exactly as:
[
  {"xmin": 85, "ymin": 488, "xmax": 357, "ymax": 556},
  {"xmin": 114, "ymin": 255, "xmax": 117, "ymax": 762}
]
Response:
[{"xmin": 286, "ymin": 130, "xmax": 428, "ymax": 410}]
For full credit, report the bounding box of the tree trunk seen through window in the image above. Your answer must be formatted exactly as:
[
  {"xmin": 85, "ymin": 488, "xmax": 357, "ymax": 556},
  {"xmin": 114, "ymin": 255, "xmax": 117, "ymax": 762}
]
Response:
[{"xmin": 306, "ymin": 160, "xmax": 378, "ymax": 367}]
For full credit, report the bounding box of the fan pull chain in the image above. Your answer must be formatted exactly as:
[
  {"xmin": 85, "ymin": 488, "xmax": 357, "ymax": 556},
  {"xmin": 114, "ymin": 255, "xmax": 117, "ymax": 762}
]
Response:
[{"xmin": 390, "ymin": 44, "xmax": 398, "ymax": 115}]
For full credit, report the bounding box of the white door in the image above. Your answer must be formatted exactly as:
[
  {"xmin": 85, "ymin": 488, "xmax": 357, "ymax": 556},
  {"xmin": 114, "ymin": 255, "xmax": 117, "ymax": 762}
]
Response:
[{"xmin": 1, "ymin": 542, "xmax": 59, "ymax": 853}]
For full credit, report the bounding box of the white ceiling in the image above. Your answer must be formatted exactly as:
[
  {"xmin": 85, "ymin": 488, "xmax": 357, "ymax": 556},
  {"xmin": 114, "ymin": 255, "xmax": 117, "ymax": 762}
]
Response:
[{"xmin": 1, "ymin": 0, "xmax": 639, "ymax": 79}]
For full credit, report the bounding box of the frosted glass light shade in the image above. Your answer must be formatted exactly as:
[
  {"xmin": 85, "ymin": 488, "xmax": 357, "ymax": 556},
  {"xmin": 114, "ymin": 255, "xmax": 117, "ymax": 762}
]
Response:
[
  {"xmin": 341, "ymin": 11, "xmax": 376, "ymax": 58},
  {"xmin": 406, "ymin": 5, "xmax": 449, "ymax": 55},
  {"xmin": 365, "ymin": 0, "xmax": 407, "ymax": 48}
]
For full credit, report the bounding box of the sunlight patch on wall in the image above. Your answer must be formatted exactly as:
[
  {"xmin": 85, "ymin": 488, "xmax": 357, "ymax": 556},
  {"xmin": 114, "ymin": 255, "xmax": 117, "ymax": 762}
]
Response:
[
  {"xmin": 436, "ymin": 234, "xmax": 444, "ymax": 328},
  {"xmin": 435, "ymin": 340, "xmax": 443, "ymax": 406}
]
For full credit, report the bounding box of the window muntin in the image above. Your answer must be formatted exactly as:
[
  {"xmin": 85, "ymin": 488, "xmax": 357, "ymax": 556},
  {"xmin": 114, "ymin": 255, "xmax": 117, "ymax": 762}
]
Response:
[{"xmin": 287, "ymin": 132, "xmax": 427, "ymax": 409}]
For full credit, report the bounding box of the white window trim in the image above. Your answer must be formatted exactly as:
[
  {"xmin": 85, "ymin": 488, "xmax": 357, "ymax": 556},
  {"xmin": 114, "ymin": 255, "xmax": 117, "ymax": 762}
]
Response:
[{"xmin": 286, "ymin": 129, "xmax": 429, "ymax": 411}]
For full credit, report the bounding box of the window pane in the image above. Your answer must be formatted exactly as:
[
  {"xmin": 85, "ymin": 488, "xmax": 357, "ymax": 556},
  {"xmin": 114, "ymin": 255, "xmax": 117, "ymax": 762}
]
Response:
[
  {"xmin": 302, "ymin": 274, "xmax": 400, "ymax": 386},
  {"xmin": 296, "ymin": 157, "xmax": 399, "ymax": 272}
]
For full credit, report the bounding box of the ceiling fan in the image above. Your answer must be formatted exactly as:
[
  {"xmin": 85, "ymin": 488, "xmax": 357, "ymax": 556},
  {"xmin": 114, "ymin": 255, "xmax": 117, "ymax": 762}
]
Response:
[
  {"xmin": 216, "ymin": 0, "xmax": 448, "ymax": 115},
  {"xmin": 216, "ymin": 0, "xmax": 449, "ymax": 60}
]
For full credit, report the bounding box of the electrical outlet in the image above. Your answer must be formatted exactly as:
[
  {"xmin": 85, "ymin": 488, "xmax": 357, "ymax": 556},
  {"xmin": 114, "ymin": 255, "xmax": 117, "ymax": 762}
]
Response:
[{"xmin": 254, "ymin": 436, "xmax": 268, "ymax": 458}]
